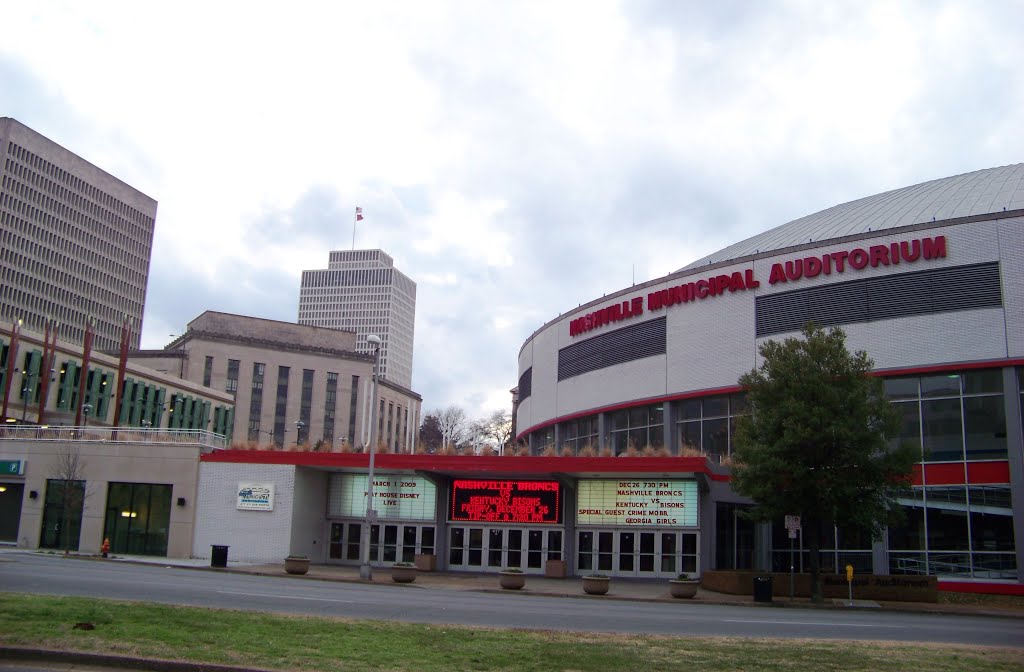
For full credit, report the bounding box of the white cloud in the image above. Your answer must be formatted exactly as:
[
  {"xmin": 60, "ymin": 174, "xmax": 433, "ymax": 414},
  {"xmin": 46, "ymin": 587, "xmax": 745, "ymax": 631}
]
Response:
[{"xmin": 3, "ymin": 0, "xmax": 1022, "ymax": 422}]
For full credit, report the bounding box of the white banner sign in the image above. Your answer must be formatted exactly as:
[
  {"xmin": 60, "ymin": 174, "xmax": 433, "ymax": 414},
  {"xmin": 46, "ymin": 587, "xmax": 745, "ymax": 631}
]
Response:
[
  {"xmin": 330, "ymin": 473, "xmax": 436, "ymax": 521},
  {"xmin": 576, "ymin": 479, "xmax": 698, "ymax": 527},
  {"xmin": 237, "ymin": 482, "xmax": 275, "ymax": 511}
]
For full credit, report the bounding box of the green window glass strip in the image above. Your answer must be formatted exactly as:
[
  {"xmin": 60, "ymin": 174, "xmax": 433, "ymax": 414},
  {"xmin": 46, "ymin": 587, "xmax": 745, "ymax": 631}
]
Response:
[
  {"xmin": 154, "ymin": 388, "xmax": 166, "ymax": 428},
  {"xmin": 118, "ymin": 378, "xmax": 132, "ymax": 425},
  {"xmin": 57, "ymin": 361, "xmax": 77, "ymax": 410},
  {"xmin": 98, "ymin": 372, "xmax": 113, "ymax": 418},
  {"xmin": 130, "ymin": 380, "xmax": 146, "ymax": 425},
  {"xmin": 0, "ymin": 343, "xmax": 8, "ymax": 393}
]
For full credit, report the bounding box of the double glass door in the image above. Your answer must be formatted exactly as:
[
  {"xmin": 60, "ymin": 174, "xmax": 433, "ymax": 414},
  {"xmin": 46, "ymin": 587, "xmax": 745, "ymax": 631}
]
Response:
[
  {"xmin": 329, "ymin": 521, "xmax": 435, "ymax": 565},
  {"xmin": 577, "ymin": 530, "xmax": 698, "ymax": 578},
  {"xmin": 448, "ymin": 526, "xmax": 563, "ymax": 573}
]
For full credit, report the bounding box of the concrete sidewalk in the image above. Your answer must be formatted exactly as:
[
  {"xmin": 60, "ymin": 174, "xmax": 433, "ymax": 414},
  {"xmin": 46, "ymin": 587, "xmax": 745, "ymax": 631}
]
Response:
[{"xmin": 99, "ymin": 552, "xmax": 1024, "ymax": 619}]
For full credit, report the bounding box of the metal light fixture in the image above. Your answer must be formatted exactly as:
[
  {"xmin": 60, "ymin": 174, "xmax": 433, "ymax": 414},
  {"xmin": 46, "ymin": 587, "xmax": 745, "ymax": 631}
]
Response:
[{"xmin": 359, "ymin": 333, "xmax": 382, "ymax": 580}]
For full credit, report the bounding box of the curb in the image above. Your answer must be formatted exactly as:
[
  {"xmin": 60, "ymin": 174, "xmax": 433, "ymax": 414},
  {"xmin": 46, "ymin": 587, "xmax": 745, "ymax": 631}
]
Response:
[{"xmin": 0, "ymin": 646, "xmax": 270, "ymax": 672}]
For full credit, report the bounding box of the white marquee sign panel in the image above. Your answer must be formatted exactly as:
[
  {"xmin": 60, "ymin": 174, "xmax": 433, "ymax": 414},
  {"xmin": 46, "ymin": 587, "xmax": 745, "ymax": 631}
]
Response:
[
  {"xmin": 576, "ymin": 479, "xmax": 698, "ymax": 527},
  {"xmin": 330, "ymin": 473, "xmax": 436, "ymax": 521}
]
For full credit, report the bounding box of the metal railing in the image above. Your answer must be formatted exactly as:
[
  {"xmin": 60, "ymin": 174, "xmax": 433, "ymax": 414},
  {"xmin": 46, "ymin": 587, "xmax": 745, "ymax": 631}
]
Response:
[{"xmin": 0, "ymin": 424, "xmax": 227, "ymax": 451}]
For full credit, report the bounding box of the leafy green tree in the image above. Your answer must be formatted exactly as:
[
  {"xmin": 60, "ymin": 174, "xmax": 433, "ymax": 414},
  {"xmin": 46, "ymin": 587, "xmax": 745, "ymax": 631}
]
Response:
[{"xmin": 732, "ymin": 324, "xmax": 916, "ymax": 603}]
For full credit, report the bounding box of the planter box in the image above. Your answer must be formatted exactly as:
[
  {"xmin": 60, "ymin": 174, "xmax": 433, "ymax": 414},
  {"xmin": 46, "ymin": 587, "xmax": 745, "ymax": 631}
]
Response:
[
  {"xmin": 414, "ymin": 554, "xmax": 437, "ymax": 572},
  {"xmin": 392, "ymin": 565, "xmax": 417, "ymax": 583},
  {"xmin": 669, "ymin": 580, "xmax": 699, "ymax": 599},
  {"xmin": 284, "ymin": 557, "xmax": 309, "ymax": 575},
  {"xmin": 582, "ymin": 576, "xmax": 610, "ymax": 595},
  {"xmin": 499, "ymin": 571, "xmax": 526, "ymax": 590},
  {"xmin": 544, "ymin": 559, "xmax": 566, "ymax": 578}
]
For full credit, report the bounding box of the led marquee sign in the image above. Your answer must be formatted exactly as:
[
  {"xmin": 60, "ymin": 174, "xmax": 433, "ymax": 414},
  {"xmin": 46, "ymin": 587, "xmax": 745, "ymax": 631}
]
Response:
[
  {"xmin": 576, "ymin": 479, "xmax": 698, "ymax": 527},
  {"xmin": 450, "ymin": 479, "xmax": 561, "ymax": 524}
]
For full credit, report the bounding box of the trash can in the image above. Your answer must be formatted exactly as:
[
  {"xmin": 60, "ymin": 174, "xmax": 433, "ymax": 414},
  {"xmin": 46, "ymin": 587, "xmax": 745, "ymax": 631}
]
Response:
[
  {"xmin": 753, "ymin": 575, "xmax": 773, "ymax": 603},
  {"xmin": 211, "ymin": 545, "xmax": 229, "ymax": 568}
]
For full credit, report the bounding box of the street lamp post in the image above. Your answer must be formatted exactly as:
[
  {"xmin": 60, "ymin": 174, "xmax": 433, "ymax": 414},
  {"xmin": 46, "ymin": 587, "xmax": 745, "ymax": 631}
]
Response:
[{"xmin": 359, "ymin": 334, "xmax": 382, "ymax": 580}]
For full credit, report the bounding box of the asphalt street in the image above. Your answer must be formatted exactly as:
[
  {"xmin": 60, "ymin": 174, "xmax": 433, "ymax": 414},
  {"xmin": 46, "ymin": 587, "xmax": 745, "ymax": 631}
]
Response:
[{"xmin": 0, "ymin": 552, "xmax": 1021, "ymax": 647}]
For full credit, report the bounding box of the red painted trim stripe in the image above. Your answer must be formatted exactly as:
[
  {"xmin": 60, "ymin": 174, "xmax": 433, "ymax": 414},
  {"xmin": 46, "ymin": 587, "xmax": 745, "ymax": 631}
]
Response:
[
  {"xmin": 873, "ymin": 358, "xmax": 1024, "ymax": 378},
  {"xmin": 911, "ymin": 461, "xmax": 1010, "ymax": 486},
  {"xmin": 202, "ymin": 451, "xmax": 717, "ymax": 475},
  {"xmin": 967, "ymin": 461, "xmax": 1011, "ymax": 484},
  {"xmin": 939, "ymin": 581, "xmax": 1024, "ymax": 596}
]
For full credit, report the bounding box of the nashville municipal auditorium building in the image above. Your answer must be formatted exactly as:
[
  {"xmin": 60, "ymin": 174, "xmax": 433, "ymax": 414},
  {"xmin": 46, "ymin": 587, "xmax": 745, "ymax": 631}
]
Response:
[
  {"xmin": 198, "ymin": 164, "xmax": 1022, "ymax": 589},
  {"xmin": 4, "ymin": 164, "xmax": 1022, "ymax": 590}
]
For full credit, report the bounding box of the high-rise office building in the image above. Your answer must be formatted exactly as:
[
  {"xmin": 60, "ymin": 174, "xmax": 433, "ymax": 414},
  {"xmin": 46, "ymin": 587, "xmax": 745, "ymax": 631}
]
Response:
[
  {"xmin": 0, "ymin": 117, "xmax": 157, "ymax": 351},
  {"xmin": 298, "ymin": 249, "xmax": 416, "ymax": 388}
]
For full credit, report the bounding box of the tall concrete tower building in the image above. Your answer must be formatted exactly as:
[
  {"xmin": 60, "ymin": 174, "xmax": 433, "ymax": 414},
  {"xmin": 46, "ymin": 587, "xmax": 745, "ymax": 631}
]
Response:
[
  {"xmin": 0, "ymin": 118, "xmax": 157, "ymax": 350},
  {"xmin": 298, "ymin": 249, "xmax": 416, "ymax": 388}
]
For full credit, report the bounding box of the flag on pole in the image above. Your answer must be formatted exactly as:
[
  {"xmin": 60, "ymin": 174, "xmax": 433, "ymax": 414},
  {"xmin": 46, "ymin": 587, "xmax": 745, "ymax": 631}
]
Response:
[{"xmin": 355, "ymin": 207, "xmax": 364, "ymax": 221}]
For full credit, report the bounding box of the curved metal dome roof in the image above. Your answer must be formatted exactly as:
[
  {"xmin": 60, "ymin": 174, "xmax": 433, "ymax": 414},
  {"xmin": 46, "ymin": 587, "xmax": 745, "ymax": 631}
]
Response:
[{"xmin": 679, "ymin": 163, "xmax": 1024, "ymax": 272}]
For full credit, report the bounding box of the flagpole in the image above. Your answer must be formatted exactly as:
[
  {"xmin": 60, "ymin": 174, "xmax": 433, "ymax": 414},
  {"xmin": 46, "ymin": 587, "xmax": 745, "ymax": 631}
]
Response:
[{"xmin": 352, "ymin": 207, "xmax": 363, "ymax": 250}]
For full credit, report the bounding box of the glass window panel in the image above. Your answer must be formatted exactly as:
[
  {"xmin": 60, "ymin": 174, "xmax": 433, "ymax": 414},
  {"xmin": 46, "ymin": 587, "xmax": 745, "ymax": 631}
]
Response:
[
  {"xmin": 963, "ymin": 396, "xmax": 1007, "ymax": 460},
  {"xmin": 421, "ymin": 527, "xmax": 435, "ymax": 554},
  {"xmin": 578, "ymin": 531, "xmax": 593, "ymax": 554},
  {"xmin": 679, "ymin": 421, "xmax": 701, "ymax": 454},
  {"xmin": 730, "ymin": 392, "xmax": 748, "ymax": 414},
  {"xmin": 649, "ymin": 425, "xmax": 664, "ymax": 449},
  {"xmin": 650, "ymin": 404, "xmax": 664, "ymax": 425},
  {"xmin": 628, "ymin": 405, "xmax": 648, "ymax": 427},
  {"xmin": 969, "ymin": 486, "xmax": 1014, "ymax": 552},
  {"xmin": 889, "ymin": 400, "xmax": 922, "ymax": 453},
  {"xmin": 611, "ymin": 431, "xmax": 629, "ymax": 456},
  {"xmin": 703, "ymin": 396, "xmax": 728, "ymax": 418},
  {"xmin": 610, "ymin": 409, "xmax": 629, "ymax": 431},
  {"xmin": 884, "ymin": 377, "xmax": 919, "ymax": 400},
  {"xmin": 888, "ymin": 491, "xmax": 926, "ymax": 550},
  {"xmin": 703, "ymin": 418, "xmax": 729, "ymax": 460},
  {"xmin": 921, "ymin": 374, "xmax": 961, "ymax": 398},
  {"xmin": 678, "ymin": 399, "xmax": 701, "ymax": 420},
  {"xmin": 925, "ymin": 487, "xmax": 970, "ymax": 550},
  {"xmin": 962, "ymin": 369, "xmax": 1003, "ymax": 395},
  {"xmin": 682, "ymin": 533, "xmax": 697, "ymax": 555},
  {"xmin": 921, "ymin": 398, "xmax": 963, "ymax": 462}
]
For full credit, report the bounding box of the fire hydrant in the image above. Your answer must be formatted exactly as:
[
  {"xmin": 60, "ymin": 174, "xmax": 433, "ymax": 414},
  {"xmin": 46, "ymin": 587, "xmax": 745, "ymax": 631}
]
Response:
[{"xmin": 101, "ymin": 538, "xmax": 110, "ymax": 558}]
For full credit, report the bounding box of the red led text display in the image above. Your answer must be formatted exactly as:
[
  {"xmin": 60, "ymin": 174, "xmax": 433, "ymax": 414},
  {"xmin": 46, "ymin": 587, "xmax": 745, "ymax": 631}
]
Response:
[{"xmin": 450, "ymin": 479, "xmax": 561, "ymax": 524}]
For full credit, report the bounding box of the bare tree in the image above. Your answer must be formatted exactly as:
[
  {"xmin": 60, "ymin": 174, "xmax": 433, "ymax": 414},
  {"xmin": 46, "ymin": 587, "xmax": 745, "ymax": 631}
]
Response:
[
  {"xmin": 51, "ymin": 444, "xmax": 87, "ymax": 555},
  {"xmin": 482, "ymin": 409, "xmax": 513, "ymax": 455},
  {"xmin": 435, "ymin": 405, "xmax": 468, "ymax": 450},
  {"xmin": 464, "ymin": 419, "xmax": 490, "ymax": 455}
]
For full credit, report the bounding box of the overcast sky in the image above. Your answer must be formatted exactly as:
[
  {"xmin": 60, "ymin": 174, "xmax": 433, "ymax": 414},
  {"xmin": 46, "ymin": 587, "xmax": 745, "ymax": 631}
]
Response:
[{"xmin": 3, "ymin": 1, "xmax": 1022, "ymax": 420}]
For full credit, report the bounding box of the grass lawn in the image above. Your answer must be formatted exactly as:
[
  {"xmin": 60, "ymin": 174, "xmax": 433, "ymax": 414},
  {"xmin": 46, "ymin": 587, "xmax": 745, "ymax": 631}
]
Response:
[{"xmin": 0, "ymin": 592, "xmax": 1021, "ymax": 671}]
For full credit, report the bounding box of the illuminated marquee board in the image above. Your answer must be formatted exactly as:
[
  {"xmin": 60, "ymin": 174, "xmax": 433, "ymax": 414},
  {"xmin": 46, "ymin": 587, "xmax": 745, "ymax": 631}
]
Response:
[
  {"xmin": 576, "ymin": 479, "xmax": 698, "ymax": 527},
  {"xmin": 331, "ymin": 474, "xmax": 436, "ymax": 521},
  {"xmin": 450, "ymin": 479, "xmax": 561, "ymax": 524}
]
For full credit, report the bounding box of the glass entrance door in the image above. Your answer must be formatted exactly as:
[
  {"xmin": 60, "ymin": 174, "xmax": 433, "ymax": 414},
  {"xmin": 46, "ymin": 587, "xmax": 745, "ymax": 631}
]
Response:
[
  {"xmin": 329, "ymin": 522, "xmax": 435, "ymax": 564},
  {"xmin": 448, "ymin": 526, "xmax": 563, "ymax": 572},
  {"xmin": 578, "ymin": 530, "xmax": 699, "ymax": 578}
]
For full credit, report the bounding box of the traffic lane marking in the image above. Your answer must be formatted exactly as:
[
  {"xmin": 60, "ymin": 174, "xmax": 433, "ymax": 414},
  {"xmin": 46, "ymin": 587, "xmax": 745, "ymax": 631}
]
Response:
[
  {"xmin": 218, "ymin": 590, "xmax": 355, "ymax": 603},
  {"xmin": 723, "ymin": 619, "xmax": 885, "ymax": 627}
]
